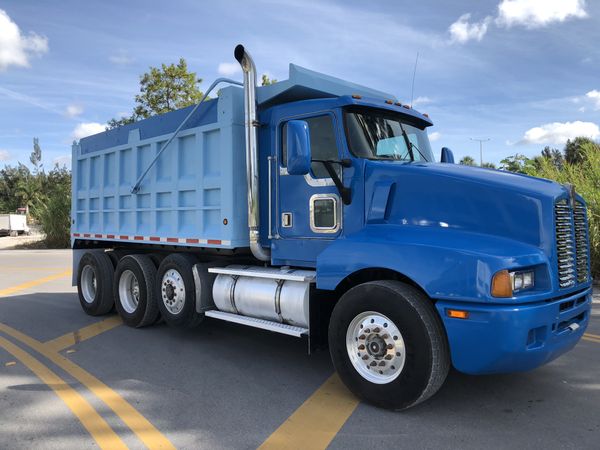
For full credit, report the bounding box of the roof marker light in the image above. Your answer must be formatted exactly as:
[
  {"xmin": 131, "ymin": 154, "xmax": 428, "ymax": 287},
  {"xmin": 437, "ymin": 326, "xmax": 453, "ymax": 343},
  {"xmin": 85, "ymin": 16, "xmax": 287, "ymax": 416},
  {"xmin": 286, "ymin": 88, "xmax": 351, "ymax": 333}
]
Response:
[
  {"xmin": 385, "ymin": 99, "xmax": 393, "ymax": 104},
  {"xmin": 402, "ymin": 104, "xmax": 411, "ymax": 109},
  {"xmin": 423, "ymin": 113, "xmax": 429, "ymax": 118},
  {"xmin": 352, "ymin": 94, "xmax": 362, "ymax": 99},
  {"xmin": 395, "ymin": 102, "xmax": 402, "ymax": 106}
]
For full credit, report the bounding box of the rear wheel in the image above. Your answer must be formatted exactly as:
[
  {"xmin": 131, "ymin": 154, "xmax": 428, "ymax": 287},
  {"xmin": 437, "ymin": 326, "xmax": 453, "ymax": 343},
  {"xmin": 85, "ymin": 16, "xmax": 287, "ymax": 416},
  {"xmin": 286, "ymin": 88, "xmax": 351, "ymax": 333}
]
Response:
[
  {"xmin": 77, "ymin": 252, "xmax": 115, "ymax": 316},
  {"xmin": 114, "ymin": 255, "xmax": 160, "ymax": 327},
  {"xmin": 329, "ymin": 280, "xmax": 449, "ymax": 410},
  {"xmin": 156, "ymin": 253, "xmax": 203, "ymax": 327}
]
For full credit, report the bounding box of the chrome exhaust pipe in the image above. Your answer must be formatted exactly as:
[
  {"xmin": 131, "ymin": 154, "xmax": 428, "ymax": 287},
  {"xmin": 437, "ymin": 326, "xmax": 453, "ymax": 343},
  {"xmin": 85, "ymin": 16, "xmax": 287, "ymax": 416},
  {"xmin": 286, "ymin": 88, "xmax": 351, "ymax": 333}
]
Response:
[{"xmin": 234, "ymin": 44, "xmax": 270, "ymax": 262}]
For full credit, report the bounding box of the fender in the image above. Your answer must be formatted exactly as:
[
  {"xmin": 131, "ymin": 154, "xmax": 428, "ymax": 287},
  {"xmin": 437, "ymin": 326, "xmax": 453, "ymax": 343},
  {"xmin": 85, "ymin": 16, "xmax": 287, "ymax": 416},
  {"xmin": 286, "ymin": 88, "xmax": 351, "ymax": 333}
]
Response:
[{"xmin": 316, "ymin": 224, "xmax": 550, "ymax": 303}]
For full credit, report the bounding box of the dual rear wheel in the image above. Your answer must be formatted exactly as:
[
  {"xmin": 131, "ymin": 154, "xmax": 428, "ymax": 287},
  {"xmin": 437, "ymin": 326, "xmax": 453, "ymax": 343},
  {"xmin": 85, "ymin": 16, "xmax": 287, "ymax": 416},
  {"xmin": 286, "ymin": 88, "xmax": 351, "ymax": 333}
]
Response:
[{"xmin": 77, "ymin": 251, "xmax": 207, "ymax": 328}]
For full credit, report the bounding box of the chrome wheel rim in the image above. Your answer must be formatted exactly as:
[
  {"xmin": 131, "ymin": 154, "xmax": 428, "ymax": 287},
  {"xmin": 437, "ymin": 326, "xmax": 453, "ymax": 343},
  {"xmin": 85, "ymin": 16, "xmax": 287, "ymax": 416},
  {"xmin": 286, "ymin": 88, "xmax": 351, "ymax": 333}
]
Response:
[
  {"xmin": 118, "ymin": 269, "xmax": 140, "ymax": 314},
  {"xmin": 161, "ymin": 269, "xmax": 185, "ymax": 315},
  {"xmin": 81, "ymin": 265, "xmax": 97, "ymax": 304},
  {"xmin": 346, "ymin": 311, "xmax": 406, "ymax": 384}
]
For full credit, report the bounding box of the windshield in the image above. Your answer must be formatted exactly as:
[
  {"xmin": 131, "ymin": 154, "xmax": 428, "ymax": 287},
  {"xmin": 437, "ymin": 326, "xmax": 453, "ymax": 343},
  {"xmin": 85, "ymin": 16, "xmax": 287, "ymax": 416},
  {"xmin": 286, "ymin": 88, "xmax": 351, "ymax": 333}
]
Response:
[{"xmin": 344, "ymin": 107, "xmax": 434, "ymax": 162}]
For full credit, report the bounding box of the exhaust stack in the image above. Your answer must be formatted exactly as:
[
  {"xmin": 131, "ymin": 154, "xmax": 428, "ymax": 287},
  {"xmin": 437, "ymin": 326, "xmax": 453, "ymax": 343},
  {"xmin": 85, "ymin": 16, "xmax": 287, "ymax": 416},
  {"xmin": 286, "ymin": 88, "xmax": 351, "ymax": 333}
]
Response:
[{"xmin": 234, "ymin": 44, "xmax": 270, "ymax": 262}]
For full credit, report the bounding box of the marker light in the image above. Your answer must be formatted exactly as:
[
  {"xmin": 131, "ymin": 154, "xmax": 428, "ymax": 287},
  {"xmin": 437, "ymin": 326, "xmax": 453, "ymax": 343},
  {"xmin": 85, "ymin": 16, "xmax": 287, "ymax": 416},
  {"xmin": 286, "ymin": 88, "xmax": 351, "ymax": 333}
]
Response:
[
  {"xmin": 491, "ymin": 270, "xmax": 512, "ymax": 298},
  {"xmin": 352, "ymin": 94, "xmax": 362, "ymax": 99},
  {"xmin": 447, "ymin": 309, "xmax": 469, "ymax": 319},
  {"xmin": 385, "ymin": 99, "xmax": 393, "ymax": 104}
]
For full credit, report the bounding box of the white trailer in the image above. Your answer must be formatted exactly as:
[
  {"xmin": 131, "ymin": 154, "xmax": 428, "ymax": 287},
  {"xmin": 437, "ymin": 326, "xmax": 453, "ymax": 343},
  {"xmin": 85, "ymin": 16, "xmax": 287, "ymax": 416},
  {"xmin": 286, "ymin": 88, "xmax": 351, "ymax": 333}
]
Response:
[{"xmin": 0, "ymin": 214, "xmax": 29, "ymax": 237}]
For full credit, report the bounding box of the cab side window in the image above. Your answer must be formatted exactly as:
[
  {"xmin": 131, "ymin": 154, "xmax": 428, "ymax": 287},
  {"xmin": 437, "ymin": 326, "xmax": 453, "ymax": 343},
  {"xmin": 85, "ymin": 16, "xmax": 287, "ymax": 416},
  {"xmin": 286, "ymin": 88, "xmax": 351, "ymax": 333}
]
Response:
[{"xmin": 282, "ymin": 115, "xmax": 339, "ymax": 179}]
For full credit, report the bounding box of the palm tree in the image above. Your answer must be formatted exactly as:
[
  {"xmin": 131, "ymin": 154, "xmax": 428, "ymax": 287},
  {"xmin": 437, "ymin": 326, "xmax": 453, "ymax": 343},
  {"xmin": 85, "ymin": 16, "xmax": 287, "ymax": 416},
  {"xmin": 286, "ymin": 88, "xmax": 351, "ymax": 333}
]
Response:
[{"xmin": 459, "ymin": 156, "xmax": 476, "ymax": 166}]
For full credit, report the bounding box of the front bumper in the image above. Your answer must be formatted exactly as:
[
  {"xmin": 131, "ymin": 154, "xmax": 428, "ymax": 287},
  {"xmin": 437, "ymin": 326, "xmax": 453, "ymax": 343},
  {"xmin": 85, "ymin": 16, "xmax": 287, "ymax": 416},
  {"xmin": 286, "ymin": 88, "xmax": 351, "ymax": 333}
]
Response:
[{"xmin": 436, "ymin": 287, "xmax": 592, "ymax": 375}]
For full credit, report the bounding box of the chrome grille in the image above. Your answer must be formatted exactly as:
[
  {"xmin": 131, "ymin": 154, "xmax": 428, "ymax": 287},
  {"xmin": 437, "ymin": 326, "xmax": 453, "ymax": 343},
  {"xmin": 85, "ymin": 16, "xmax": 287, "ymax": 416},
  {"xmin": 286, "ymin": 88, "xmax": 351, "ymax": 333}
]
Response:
[
  {"xmin": 573, "ymin": 201, "xmax": 589, "ymax": 283},
  {"xmin": 555, "ymin": 199, "xmax": 575, "ymax": 288}
]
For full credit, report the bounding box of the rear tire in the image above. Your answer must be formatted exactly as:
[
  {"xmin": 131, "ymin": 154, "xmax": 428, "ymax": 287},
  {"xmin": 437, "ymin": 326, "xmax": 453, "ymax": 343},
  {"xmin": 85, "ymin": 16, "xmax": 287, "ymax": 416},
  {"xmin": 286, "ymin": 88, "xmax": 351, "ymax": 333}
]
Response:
[
  {"xmin": 156, "ymin": 253, "xmax": 203, "ymax": 327},
  {"xmin": 329, "ymin": 280, "xmax": 449, "ymax": 410},
  {"xmin": 113, "ymin": 255, "xmax": 160, "ymax": 327},
  {"xmin": 77, "ymin": 252, "xmax": 115, "ymax": 316}
]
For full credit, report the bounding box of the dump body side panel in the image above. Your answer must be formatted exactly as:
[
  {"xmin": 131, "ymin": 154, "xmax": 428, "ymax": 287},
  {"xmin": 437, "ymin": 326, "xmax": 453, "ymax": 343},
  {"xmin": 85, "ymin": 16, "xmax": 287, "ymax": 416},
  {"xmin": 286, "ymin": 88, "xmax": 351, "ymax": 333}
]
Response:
[{"xmin": 71, "ymin": 86, "xmax": 249, "ymax": 249}]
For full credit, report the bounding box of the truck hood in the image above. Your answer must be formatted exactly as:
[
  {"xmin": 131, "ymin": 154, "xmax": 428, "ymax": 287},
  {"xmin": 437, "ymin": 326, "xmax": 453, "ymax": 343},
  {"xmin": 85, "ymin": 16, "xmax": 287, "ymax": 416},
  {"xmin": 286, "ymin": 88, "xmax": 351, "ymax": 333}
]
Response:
[{"xmin": 363, "ymin": 161, "xmax": 567, "ymax": 251}]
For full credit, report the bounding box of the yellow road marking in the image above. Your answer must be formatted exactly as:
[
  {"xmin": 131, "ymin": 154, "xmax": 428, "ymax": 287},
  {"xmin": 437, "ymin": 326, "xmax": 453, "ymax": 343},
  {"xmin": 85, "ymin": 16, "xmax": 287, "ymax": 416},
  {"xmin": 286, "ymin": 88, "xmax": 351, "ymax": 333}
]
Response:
[
  {"xmin": 0, "ymin": 335, "xmax": 127, "ymax": 450},
  {"xmin": 45, "ymin": 316, "xmax": 123, "ymax": 351},
  {"xmin": 584, "ymin": 332, "xmax": 600, "ymax": 340},
  {"xmin": 582, "ymin": 336, "xmax": 600, "ymax": 344},
  {"xmin": 0, "ymin": 322, "xmax": 176, "ymax": 450},
  {"xmin": 0, "ymin": 269, "xmax": 71, "ymax": 297},
  {"xmin": 259, "ymin": 374, "xmax": 359, "ymax": 450}
]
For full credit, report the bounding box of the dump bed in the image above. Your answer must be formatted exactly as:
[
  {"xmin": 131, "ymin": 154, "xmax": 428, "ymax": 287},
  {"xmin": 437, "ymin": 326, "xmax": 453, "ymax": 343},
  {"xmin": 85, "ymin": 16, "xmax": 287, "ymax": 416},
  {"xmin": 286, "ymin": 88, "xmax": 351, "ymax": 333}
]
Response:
[{"xmin": 71, "ymin": 86, "xmax": 249, "ymax": 249}]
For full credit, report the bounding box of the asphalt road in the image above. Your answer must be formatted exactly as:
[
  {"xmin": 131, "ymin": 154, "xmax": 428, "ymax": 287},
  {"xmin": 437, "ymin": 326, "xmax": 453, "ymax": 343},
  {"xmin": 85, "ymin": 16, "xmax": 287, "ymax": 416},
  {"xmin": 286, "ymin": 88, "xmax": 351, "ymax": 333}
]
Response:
[{"xmin": 1, "ymin": 249, "xmax": 599, "ymax": 449}]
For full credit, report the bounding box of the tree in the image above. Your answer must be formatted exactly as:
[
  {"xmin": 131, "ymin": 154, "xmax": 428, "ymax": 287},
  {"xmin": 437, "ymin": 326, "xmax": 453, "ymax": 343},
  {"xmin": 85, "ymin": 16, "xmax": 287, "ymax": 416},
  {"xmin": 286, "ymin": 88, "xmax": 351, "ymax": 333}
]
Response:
[
  {"xmin": 459, "ymin": 156, "xmax": 476, "ymax": 166},
  {"xmin": 481, "ymin": 162, "xmax": 496, "ymax": 169},
  {"xmin": 499, "ymin": 154, "xmax": 536, "ymax": 175},
  {"xmin": 108, "ymin": 58, "xmax": 204, "ymax": 129},
  {"xmin": 30, "ymin": 138, "xmax": 43, "ymax": 174},
  {"xmin": 564, "ymin": 137, "xmax": 599, "ymax": 164},
  {"xmin": 261, "ymin": 74, "xmax": 277, "ymax": 86},
  {"xmin": 540, "ymin": 146, "xmax": 563, "ymax": 169}
]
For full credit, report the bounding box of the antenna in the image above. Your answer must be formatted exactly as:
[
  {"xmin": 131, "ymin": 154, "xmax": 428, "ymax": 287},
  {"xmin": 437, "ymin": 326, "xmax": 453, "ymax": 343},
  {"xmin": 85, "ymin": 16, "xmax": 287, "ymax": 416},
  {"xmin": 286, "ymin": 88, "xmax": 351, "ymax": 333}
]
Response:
[{"xmin": 410, "ymin": 51, "xmax": 419, "ymax": 107}]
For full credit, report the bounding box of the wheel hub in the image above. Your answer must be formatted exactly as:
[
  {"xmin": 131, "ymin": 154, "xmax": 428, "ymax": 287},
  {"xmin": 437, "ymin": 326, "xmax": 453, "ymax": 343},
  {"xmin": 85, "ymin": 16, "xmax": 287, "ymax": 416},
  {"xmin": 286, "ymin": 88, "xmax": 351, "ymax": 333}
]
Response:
[
  {"xmin": 161, "ymin": 270, "xmax": 186, "ymax": 315},
  {"xmin": 118, "ymin": 269, "xmax": 140, "ymax": 314},
  {"xmin": 346, "ymin": 312, "xmax": 406, "ymax": 384}
]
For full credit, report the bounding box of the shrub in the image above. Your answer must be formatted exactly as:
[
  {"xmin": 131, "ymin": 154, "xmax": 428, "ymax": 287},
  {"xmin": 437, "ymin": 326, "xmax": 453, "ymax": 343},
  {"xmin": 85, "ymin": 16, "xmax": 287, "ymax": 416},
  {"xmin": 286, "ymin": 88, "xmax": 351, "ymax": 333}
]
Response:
[{"xmin": 33, "ymin": 179, "xmax": 71, "ymax": 248}]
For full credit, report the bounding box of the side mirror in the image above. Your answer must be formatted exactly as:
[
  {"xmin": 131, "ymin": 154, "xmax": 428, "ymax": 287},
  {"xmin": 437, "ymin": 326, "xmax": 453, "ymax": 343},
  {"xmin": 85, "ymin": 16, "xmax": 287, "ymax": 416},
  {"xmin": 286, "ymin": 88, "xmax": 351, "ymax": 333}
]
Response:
[
  {"xmin": 286, "ymin": 120, "xmax": 311, "ymax": 175},
  {"xmin": 440, "ymin": 147, "xmax": 455, "ymax": 164}
]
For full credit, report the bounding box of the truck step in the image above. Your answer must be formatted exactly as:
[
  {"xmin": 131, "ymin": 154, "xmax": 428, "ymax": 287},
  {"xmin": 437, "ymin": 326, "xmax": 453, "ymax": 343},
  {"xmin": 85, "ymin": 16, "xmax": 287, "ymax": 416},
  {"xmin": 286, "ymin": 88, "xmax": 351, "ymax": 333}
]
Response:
[
  {"xmin": 204, "ymin": 310, "xmax": 308, "ymax": 338},
  {"xmin": 208, "ymin": 266, "xmax": 316, "ymax": 282}
]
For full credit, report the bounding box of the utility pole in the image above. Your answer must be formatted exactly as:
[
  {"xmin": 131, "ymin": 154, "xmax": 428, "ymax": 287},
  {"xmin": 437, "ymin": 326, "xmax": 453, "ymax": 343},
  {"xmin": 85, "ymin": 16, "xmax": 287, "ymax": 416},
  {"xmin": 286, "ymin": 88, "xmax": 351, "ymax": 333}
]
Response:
[{"xmin": 470, "ymin": 138, "xmax": 490, "ymax": 166}]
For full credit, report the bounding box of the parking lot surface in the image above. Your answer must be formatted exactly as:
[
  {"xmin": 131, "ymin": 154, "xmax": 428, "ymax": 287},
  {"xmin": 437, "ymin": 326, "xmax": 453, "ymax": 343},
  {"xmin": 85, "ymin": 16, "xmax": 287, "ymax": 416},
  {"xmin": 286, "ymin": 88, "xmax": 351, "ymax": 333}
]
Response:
[{"xmin": 1, "ymin": 249, "xmax": 599, "ymax": 449}]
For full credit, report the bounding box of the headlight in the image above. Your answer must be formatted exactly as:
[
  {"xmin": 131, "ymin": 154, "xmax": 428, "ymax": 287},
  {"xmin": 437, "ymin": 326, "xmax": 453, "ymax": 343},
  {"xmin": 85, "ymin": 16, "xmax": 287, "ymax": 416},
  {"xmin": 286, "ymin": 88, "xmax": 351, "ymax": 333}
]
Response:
[
  {"xmin": 511, "ymin": 270, "xmax": 534, "ymax": 292},
  {"xmin": 492, "ymin": 269, "xmax": 535, "ymax": 297}
]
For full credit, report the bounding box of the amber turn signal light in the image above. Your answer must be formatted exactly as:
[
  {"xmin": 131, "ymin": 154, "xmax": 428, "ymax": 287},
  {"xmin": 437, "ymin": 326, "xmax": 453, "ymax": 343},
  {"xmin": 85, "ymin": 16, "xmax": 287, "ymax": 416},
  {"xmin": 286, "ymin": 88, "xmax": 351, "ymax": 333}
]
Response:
[
  {"xmin": 491, "ymin": 270, "xmax": 513, "ymax": 298},
  {"xmin": 446, "ymin": 309, "xmax": 469, "ymax": 319}
]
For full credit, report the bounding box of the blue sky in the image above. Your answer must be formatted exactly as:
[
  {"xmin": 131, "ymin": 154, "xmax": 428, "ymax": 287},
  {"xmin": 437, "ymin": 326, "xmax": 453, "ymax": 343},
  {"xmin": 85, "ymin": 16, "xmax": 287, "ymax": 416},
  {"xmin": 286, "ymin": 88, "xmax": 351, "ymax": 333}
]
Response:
[{"xmin": 1, "ymin": 0, "xmax": 599, "ymax": 168}]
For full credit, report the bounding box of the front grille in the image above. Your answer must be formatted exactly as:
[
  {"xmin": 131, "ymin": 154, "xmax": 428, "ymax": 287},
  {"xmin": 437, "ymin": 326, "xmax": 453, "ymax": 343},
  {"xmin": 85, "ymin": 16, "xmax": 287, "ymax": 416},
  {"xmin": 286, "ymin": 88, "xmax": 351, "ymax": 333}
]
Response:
[
  {"xmin": 574, "ymin": 201, "xmax": 589, "ymax": 283},
  {"xmin": 554, "ymin": 199, "xmax": 589, "ymax": 288},
  {"xmin": 555, "ymin": 200, "xmax": 575, "ymax": 288}
]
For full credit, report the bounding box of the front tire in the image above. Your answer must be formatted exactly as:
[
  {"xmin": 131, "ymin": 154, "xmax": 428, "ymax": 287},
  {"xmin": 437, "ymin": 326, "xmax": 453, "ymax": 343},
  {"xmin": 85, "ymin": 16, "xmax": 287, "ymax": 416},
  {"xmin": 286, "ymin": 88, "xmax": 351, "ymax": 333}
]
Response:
[{"xmin": 329, "ymin": 280, "xmax": 449, "ymax": 410}]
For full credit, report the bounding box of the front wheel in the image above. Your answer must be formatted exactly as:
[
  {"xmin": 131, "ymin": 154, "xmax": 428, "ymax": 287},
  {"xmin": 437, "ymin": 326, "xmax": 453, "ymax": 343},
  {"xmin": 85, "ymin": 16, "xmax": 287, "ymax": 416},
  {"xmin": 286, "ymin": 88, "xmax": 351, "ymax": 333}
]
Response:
[{"xmin": 329, "ymin": 280, "xmax": 449, "ymax": 410}]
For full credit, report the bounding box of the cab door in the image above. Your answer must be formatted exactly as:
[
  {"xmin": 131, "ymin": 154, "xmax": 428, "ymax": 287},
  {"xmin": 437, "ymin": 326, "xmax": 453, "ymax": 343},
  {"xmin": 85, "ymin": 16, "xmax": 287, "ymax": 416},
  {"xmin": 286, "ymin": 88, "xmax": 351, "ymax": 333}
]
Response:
[{"xmin": 275, "ymin": 113, "xmax": 343, "ymax": 264}]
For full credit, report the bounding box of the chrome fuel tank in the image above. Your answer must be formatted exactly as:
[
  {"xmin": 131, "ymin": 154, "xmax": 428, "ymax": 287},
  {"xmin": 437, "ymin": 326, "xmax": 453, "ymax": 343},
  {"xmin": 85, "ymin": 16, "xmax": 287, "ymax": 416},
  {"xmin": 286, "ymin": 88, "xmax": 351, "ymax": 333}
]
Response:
[{"xmin": 211, "ymin": 266, "xmax": 315, "ymax": 328}]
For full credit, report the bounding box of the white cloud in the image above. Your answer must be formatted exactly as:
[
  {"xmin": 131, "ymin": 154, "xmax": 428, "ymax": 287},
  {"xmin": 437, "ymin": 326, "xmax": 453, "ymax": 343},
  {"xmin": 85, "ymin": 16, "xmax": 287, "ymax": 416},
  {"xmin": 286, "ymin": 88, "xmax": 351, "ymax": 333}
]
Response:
[
  {"xmin": 412, "ymin": 96, "xmax": 433, "ymax": 107},
  {"xmin": 0, "ymin": 149, "xmax": 11, "ymax": 161},
  {"xmin": 109, "ymin": 50, "xmax": 134, "ymax": 65},
  {"xmin": 53, "ymin": 155, "xmax": 71, "ymax": 167},
  {"xmin": 429, "ymin": 131, "xmax": 441, "ymax": 142},
  {"xmin": 585, "ymin": 90, "xmax": 600, "ymax": 110},
  {"xmin": 0, "ymin": 9, "xmax": 48, "ymax": 71},
  {"xmin": 520, "ymin": 121, "xmax": 599, "ymax": 145},
  {"xmin": 72, "ymin": 122, "xmax": 105, "ymax": 140},
  {"xmin": 496, "ymin": 0, "xmax": 587, "ymax": 28},
  {"xmin": 65, "ymin": 104, "xmax": 83, "ymax": 118},
  {"xmin": 217, "ymin": 62, "xmax": 240, "ymax": 76},
  {"xmin": 449, "ymin": 14, "xmax": 492, "ymax": 44}
]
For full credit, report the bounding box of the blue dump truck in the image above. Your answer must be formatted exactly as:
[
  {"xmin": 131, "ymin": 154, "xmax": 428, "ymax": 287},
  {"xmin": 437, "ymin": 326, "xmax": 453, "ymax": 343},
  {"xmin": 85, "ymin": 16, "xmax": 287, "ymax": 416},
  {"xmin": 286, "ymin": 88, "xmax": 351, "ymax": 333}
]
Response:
[{"xmin": 72, "ymin": 45, "xmax": 593, "ymax": 410}]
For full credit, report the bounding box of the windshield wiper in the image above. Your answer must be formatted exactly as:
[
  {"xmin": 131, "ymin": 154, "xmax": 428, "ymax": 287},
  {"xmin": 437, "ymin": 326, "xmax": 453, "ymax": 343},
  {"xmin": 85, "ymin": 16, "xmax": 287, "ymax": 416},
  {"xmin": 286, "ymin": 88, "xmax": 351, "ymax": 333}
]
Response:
[{"xmin": 398, "ymin": 123, "xmax": 428, "ymax": 162}]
